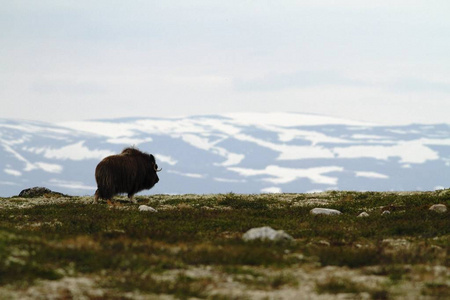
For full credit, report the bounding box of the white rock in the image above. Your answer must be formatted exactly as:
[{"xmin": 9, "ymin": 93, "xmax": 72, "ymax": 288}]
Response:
[
  {"xmin": 310, "ymin": 208, "xmax": 342, "ymax": 215},
  {"xmin": 357, "ymin": 212, "xmax": 369, "ymax": 218},
  {"xmin": 316, "ymin": 240, "xmax": 331, "ymax": 247},
  {"xmin": 242, "ymin": 226, "xmax": 293, "ymax": 242},
  {"xmin": 429, "ymin": 204, "xmax": 447, "ymax": 213},
  {"xmin": 138, "ymin": 205, "xmax": 158, "ymax": 212},
  {"xmin": 382, "ymin": 210, "xmax": 391, "ymax": 215}
]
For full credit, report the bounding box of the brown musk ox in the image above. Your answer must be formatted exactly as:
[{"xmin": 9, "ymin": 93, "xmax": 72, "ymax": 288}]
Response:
[{"xmin": 94, "ymin": 147, "xmax": 161, "ymax": 203}]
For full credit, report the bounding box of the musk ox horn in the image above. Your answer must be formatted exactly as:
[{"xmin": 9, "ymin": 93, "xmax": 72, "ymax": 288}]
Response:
[{"xmin": 153, "ymin": 162, "xmax": 162, "ymax": 172}]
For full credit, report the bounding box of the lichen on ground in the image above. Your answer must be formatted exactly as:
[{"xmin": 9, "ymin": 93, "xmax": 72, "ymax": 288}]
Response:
[{"xmin": 0, "ymin": 191, "xmax": 448, "ymax": 299}]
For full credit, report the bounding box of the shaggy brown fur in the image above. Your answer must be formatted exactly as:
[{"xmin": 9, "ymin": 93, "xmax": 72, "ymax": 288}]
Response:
[{"xmin": 94, "ymin": 147, "xmax": 160, "ymax": 203}]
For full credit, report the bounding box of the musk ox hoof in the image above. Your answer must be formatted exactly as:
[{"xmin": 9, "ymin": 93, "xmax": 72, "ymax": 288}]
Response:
[
  {"xmin": 92, "ymin": 198, "xmax": 103, "ymax": 204},
  {"xmin": 129, "ymin": 195, "xmax": 137, "ymax": 204}
]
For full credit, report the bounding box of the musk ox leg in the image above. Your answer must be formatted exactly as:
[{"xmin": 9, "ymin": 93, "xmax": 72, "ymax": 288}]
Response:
[
  {"xmin": 94, "ymin": 190, "xmax": 99, "ymax": 204},
  {"xmin": 94, "ymin": 189, "xmax": 114, "ymax": 204},
  {"xmin": 128, "ymin": 193, "xmax": 137, "ymax": 204}
]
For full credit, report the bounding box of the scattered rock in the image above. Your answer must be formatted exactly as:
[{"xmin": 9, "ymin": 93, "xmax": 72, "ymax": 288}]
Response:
[
  {"xmin": 382, "ymin": 238, "xmax": 411, "ymax": 252},
  {"xmin": 315, "ymin": 240, "xmax": 331, "ymax": 247},
  {"xmin": 242, "ymin": 226, "xmax": 293, "ymax": 242},
  {"xmin": 429, "ymin": 204, "xmax": 447, "ymax": 213},
  {"xmin": 138, "ymin": 205, "xmax": 158, "ymax": 212},
  {"xmin": 310, "ymin": 208, "xmax": 342, "ymax": 215},
  {"xmin": 357, "ymin": 212, "xmax": 369, "ymax": 218},
  {"xmin": 306, "ymin": 239, "xmax": 331, "ymax": 248},
  {"xmin": 18, "ymin": 187, "xmax": 65, "ymax": 198},
  {"xmin": 381, "ymin": 210, "xmax": 391, "ymax": 215},
  {"xmin": 25, "ymin": 277, "xmax": 104, "ymax": 299}
]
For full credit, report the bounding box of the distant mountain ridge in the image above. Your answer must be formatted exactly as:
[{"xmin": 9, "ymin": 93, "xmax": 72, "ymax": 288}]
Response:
[{"xmin": 1, "ymin": 112, "xmax": 449, "ymax": 197}]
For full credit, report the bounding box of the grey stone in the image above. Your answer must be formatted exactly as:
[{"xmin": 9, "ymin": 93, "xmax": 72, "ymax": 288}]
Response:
[
  {"xmin": 18, "ymin": 187, "xmax": 64, "ymax": 198},
  {"xmin": 242, "ymin": 226, "xmax": 293, "ymax": 242},
  {"xmin": 429, "ymin": 204, "xmax": 447, "ymax": 213},
  {"xmin": 138, "ymin": 205, "xmax": 158, "ymax": 212},
  {"xmin": 357, "ymin": 212, "xmax": 369, "ymax": 217},
  {"xmin": 310, "ymin": 208, "xmax": 342, "ymax": 215}
]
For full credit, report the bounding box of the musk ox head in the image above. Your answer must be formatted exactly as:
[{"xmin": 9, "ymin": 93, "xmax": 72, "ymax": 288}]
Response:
[{"xmin": 94, "ymin": 147, "xmax": 161, "ymax": 203}]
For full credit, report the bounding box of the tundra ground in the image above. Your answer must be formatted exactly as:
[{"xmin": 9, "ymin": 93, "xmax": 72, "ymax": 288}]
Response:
[{"xmin": 0, "ymin": 191, "xmax": 448, "ymax": 299}]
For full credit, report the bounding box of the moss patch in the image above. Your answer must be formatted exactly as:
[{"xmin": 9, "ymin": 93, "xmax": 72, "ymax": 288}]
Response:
[{"xmin": 0, "ymin": 191, "xmax": 448, "ymax": 299}]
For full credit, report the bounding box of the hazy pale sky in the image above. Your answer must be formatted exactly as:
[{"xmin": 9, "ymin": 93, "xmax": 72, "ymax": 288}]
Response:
[{"xmin": 1, "ymin": 1, "xmax": 449, "ymax": 125}]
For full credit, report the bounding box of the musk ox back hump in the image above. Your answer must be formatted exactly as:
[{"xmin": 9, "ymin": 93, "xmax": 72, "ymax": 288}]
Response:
[{"xmin": 95, "ymin": 147, "xmax": 160, "ymax": 200}]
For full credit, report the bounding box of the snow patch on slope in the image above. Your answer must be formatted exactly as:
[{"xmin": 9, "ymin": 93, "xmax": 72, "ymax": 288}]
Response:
[
  {"xmin": 355, "ymin": 171, "xmax": 389, "ymax": 179},
  {"xmin": 168, "ymin": 170, "xmax": 205, "ymax": 178},
  {"xmin": 155, "ymin": 154, "xmax": 178, "ymax": 166},
  {"xmin": 228, "ymin": 165, "xmax": 344, "ymax": 185},
  {"xmin": 23, "ymin": 141, "xmax": 114, "ymax": 160},
  {"xmin": 226, "ymin": 112, "xmax": 371, "ymax": 127},
  {"xmin": 4, "ymin": 168, "xmax": 22, "ymax": 176},
  {"xmin": 334, "ymin": 141, "xmax": 439, "ymax": 164},
  {"xmin": 181, "ymin": 134, "xmax": 244, "ymax": 166},
  {"xmin": 49, "ymin": 179, "xmax": 96, "ymax": 190},
  {"xmin": 234, "ymin": 133, "xmax": 335, "ymax": 160}
]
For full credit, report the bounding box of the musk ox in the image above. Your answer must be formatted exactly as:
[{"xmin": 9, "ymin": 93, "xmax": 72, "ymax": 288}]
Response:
[{"xmin": 94, "ymin": 147, "xmax": 161, "ymax": 203}]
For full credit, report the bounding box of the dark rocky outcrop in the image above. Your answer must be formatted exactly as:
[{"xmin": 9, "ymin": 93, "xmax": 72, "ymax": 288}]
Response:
[{"xmin": 18, "ymin": 187, "xmax": 66, "ymax": 198}]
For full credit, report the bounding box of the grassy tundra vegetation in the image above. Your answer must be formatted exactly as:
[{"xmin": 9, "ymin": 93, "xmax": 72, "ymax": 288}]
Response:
[{"xmin": 0, "ymin": 191, "xmax": 448, "ymax": 299}]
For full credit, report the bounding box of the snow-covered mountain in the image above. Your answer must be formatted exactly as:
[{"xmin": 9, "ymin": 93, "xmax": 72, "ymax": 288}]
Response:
[{"xmin": 1, "ymin": 112, "xmax": 449, "ymax": 197}]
